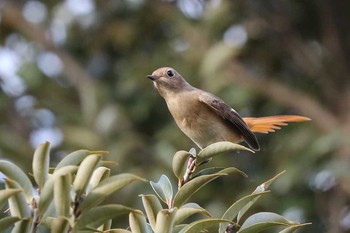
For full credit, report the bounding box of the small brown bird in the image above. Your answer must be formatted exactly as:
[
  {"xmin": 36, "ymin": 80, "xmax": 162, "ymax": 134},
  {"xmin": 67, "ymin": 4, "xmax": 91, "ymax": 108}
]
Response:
[{"xmin": 147, "ymin": 67, "xmax": 310, "ymax": 151}]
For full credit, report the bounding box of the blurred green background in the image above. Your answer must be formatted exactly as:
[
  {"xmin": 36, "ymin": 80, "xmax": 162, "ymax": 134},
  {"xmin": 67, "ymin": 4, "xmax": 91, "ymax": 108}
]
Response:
[{"xmin": 1, "ymin": 0, "xmax": 350, "ymax": 232}]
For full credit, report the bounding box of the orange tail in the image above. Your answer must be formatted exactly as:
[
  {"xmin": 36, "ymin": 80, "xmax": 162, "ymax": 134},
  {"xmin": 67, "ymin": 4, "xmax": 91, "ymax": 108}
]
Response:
[{"xmin": 243, "ymin": 115, "xmax": 311, "ymax": 134}]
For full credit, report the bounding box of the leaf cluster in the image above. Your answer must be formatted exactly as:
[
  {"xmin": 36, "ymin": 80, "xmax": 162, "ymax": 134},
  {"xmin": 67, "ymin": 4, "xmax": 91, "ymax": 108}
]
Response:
[
  {"xmin": 0, "ymin": 141, "xmax": 310, "ymax": 232},
  {"xmin": 142, "ymin": 142, "xmax": 309, "ymax": 233},
  {"xmin": 0, "ymin": 142, "xmax": 145, "ymax": 232}
]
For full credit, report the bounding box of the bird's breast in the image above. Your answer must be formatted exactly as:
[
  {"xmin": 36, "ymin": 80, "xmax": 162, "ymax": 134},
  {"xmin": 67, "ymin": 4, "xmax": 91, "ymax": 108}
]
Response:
[{"xmin": 165, "ymin": 94, "xmax": 241, "ymax": 148}]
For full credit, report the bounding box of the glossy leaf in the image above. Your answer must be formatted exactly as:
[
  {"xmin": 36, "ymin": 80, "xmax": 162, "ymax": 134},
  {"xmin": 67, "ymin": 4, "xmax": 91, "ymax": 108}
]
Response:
[
  {"xmin": 219, "ymin": 191, "xmax": 270, "ymax": 232},
  {"xmin": 197, "ymin": 141, "xmax": 254, "ymax": 165},
  {"xmin": 150, "ymin": 175, "xmax": 173, "ymax": 207},
  {"xmin": 174, "ymin": 203, "xmax": 211, "ymax": 225},
  {"xmin": 0, "ymin": 189, "xmax": 21, "ymax": 210},
  {"xmin": 32, "ymin": 141, "xmax": 50, "ymax": 190},
  {"xmin": 238, "ymin": 212, "xmax": 297, "ymax": 233},
  {"xmin": 41, "ymin": 200, "xmax": 56, "ymax": 224},
  {"xmin": 193, "ymin": 167, "xmax": 247, "ymax": 179},
  {"xmin": 252, "ymin": 170, "xmax": 286, "ymax": 194},
  {"xmin": 4, "ymin": 179, "xmax": 31, "ymax": 218},
  {"xmin": 178, "ymin": 218, "xmax": 232, "ymax": 233},
  {"xmin": 39, "ymin": 165, "xmax": 78, "ymax": 215},
  {"xmin": 140, "ymin": 194, "xmax": 163, "ymax": 230},
  {"xmin": 172, "ymin": 150, "xmax": 191, "ymax": 180},
  {"xmin": 101, "ymin": 219, "xmax": 112, "ymax": 231},
  {"xmin": 0, "ymin": 216, "xmax": 20, "ymax": 231},
  {"xmin": 86, "ymin": 167, "xmax": 111, "ymax": 194},
  {"xmin": 54, "ymin": 173, "xmax": 72, "ymax": 217},
  {"xmin": 129, "ymin": 212, "xmax": 149, "ymax": 233},
  {"xmin": 73, "ymin": 154, "xmax": 102, "ymax": 197},
  {"xmin": 173, "ymin": 169, "xmax": 234, "ymax": 207},
  {"xmin": 279, "ymin": 223, "xmax": 311, "ymax": 233},
  {"xmin": 11, "ymin": 219, "xmax": 31, "ymax": 233},
  {"xmin": 173, "ymin": 224, "xmax": 187, "ymax": 233},
  {"xmin": 80, "ymin": 173, "xmax": 146, "ymax": 212},
  {"xmin": 188, "ymin": 148, "xmax": 197, "ymax": 156},
  {"xmin": 104, "ymin": 229, "xmax": 132, "ymax": 233},
  {"xmin": 55, "ymin": 150, "xmax": 108, "ymax": 170},
  {"xmin": 74, "ymin": 204, "xmax": 139, "ymax": 231},
  {"xmin": 40, "ymin": 216, "xmax": 54, "ymax": 228},
  {"xmin": 51, "ymin": 217, "xmax": 70, "ymax": 233},
  {"xmin": 237, "ymin": 171, "xmax": 285, "ymax": 222},
  {"xmin": 154, "ymin": 208, "xmax": 177, "ymax": 233},
  {"xmin": 0, "ymin": 160, "xmax": 34, "ymax": 201},
  {"xmin": 55, "ymin": 150, "xmax": 89, "ymax": 170}
]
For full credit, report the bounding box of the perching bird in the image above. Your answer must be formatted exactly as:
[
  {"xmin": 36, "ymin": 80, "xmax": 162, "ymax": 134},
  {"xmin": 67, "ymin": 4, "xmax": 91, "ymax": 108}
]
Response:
[{"xmin": 147, "ymin": 67, "xmax": 310, "ymax": 151}]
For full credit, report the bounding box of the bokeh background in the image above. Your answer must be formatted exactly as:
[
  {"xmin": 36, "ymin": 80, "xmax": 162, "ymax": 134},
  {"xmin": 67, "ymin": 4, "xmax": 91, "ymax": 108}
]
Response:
[{"xmin": 1, "ymin": 0, "xmax": 350, "ymax": 232}]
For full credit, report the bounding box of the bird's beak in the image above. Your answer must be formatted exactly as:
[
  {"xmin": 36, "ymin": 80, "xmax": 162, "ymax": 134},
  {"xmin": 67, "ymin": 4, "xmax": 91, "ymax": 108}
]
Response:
[{"xmin": 147, "ymin": 74, "xmax": 159, "ymax": 81}]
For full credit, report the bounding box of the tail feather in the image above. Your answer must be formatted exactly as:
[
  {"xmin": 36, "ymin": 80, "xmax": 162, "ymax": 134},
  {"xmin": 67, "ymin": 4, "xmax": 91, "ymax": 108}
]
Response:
[{"xmin": 243, "ymin": 115, "xmax": 311, "ymax": 134}]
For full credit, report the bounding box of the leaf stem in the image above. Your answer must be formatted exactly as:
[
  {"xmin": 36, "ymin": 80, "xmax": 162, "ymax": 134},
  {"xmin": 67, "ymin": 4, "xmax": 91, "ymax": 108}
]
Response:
[{"xmin": 180, "ymin": 155, "xmax": 196, "ymax": 188}]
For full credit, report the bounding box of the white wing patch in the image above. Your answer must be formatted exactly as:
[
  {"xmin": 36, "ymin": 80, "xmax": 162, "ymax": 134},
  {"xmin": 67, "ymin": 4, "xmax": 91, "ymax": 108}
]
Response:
[{"xmin": 230, "ymin": 108, "xmax": 238, "ymax": 114}]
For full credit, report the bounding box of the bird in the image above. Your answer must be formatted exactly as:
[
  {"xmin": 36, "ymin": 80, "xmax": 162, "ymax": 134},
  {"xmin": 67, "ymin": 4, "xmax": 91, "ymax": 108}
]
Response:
[{"xmin": 147, "ymin": 67, "xmax": 311, "ymax": 151}]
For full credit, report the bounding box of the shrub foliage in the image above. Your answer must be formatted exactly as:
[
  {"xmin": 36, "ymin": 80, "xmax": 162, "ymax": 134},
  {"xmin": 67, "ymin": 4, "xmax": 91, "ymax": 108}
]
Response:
[{"xmin": 0, "ymin": 141, "xmax": 309, "ymax": 232}]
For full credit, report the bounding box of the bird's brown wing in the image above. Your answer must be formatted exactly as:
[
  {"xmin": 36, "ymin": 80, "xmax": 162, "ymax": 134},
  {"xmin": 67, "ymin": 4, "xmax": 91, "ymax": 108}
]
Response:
[{"xmin": 198, "ymin": 92, "xmax": 260, "ymax": 151}]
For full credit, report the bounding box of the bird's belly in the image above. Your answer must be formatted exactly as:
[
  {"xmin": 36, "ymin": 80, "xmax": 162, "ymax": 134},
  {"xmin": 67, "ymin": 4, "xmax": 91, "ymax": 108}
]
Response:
[{"xmin": 175, "ymin": 109, "xmax": 242, "ymax": 148}]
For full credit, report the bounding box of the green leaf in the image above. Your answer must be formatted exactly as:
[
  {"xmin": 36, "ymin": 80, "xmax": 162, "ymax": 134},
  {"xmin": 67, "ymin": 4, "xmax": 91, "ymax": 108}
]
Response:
[
  {"xmin": 172, "ymin": 150, "xmax": 191, "ymax": 180},
  {"xmin": 278, "ymin": 223, "xmax": 311, "ymax": 233},
  {"xmin": 40, "ymin": 216, "xmax": 54, "ymax": 228},
  {"xmin": 193, "ymin": 167, "xmax": 247, "ymax": 179},
  {"xmin": 104, "ymin": 229, "xmax": 132, "ymax": 233},
  {"xmin": 11, "ymin": 219, "xmax": 31, "ymax": 233},
  {"xmin": 51, "ymin": 217, "xmax": 71, "ymax": 233},
  {"xmin": 54, "ymin": 173, "xmax": 72, "ymax": 217},
  {"xmin": 74, "ymin": 204, "xmax": 139, "ymax": 231},
  {"xmin": 219, "ymin": 191, "xmax": 270, "ymax": 232},
  {"xmin": 41, "ymin": 200, "xmax": 56, "ymax": 224},
  {"xmin": 173, "ymin": 171, "xmax": 231, "ymax": 207},
  {"xmin": 174, "ymin": 203, "xmax": 211, "ymax": 225},
  {"xmin": 32, "ymin": 141, "xmax": 51, "ymax": 190},
  {"xmin": 86, "ymin": 167, "xmax": 111, "ymax": 194},
  {"xmin": 173, "ymin": 224, "xmax": 187, "ymax": 233},
  {"xmin": 73, "ymin": 154, "xmax": 102, "ymax": 197},
  {"xmin": 197, "ymin": 141, "xmax": 254, "ymax": 165},
  {"xmin": 237, "ymin": 171, "xmax": 285, "ymax": 222},
  {"xmin": 101, "ymin": 219, "xmax": 112, "ymax": 231},
  {"xmin": 140, "ymin": 194, "xmax": 163, "ymax": 230},
  {"xmin": 188, "ymin": 148, "xmax": 197, "ymax": 156},
  {"xmin": 0, "ymin": 160, "xmax": 34, "ymax": 201},
  {"xmin": 252, "ymin": 170, "xmax": 286, "ymax": 194},
  {"xmin": 0, "ymin": 189, "xmax": 21, "ymax": 210},
  {"xmin": 39, "ymin": 165, "xmax": 78, "ymax": 215},
  {"xmin": 4, "ymin": 179, "xmax": 31, "ymax": 218},
  {"xmin": 237, "ymin": 212, "xmax": 297, "ymax": 233},
  {"xmin": 0, "ymin": 216, "xmax": 20, "ymax": 231},
  {"xmin": 178, "ymin": 218, "xmax": 232, "ymax": 233},
  {"xmin": 80, "ymin": 173, "xmax": 146, "ymax": 212},
  {"xmin": 55, "ymin": 150, "xmax": 108, "ymax": 170},
  {"xmin": 150, "ymin": 175, "xmax": 173, "ymax": 207},
  {"xmin": 129, "ymin": 212, "xmax": 149, "ymax": 233},
  {"xmin": 154, "ymin": 208, "xmax": 177, "ymax": 233}
]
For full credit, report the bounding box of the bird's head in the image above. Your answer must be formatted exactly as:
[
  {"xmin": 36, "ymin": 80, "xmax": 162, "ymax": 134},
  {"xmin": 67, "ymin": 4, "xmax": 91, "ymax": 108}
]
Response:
[{"xmin": 147, "ymin": 67, "xmax": 191, "ymax": 98}]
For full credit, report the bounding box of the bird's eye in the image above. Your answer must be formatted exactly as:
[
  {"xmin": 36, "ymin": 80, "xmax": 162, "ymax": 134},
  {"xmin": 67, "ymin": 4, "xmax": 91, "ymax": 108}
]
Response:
[{"xmin": 166, "ymin": 70, "xmax": 174, "ymax": 77}]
